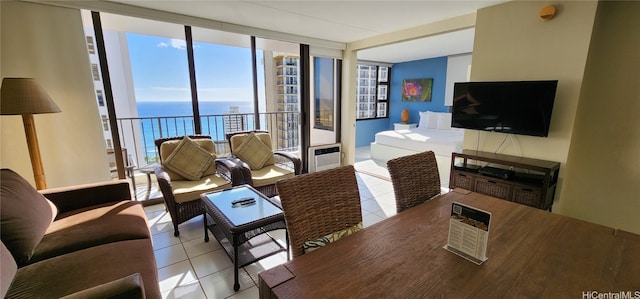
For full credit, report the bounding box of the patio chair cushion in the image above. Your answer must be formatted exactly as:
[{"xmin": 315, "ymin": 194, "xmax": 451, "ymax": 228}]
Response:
[
  {"xmin": 303, "ymin": 222, "xmax": 363, "ymax": 253},
  {"xmin": 0, "ymin": 169, "xmax": 58, "ymax": 265},
  {"xmin": 171, "ymin": 173, "xmax": 232, "ymax": 204},
  {"xmin": 163, "ymin": 136, "xmax": 215, "ymax": 181},
  {"xmin": 233, "ymin": 132, "xmax": 274, "ymax": 170},
  {"xmin": 249, "ymin": 164, "xmax": 295, "ymax": 187}
]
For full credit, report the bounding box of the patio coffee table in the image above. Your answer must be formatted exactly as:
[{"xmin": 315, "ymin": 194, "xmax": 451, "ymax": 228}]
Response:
[{"xmin": 200, "ymin": 185, "xmax": 289, "ymax": 291}]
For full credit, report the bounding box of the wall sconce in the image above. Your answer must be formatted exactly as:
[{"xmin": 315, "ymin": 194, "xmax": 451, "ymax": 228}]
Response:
[{"xmin": 539, "ymin": 5, "xmax": 557, "ymax": 21}]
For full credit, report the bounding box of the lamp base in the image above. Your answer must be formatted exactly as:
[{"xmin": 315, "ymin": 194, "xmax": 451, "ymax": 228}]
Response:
[{"xmin": 22, "ymin": 114, "xmax": 47, "ymax": 190}]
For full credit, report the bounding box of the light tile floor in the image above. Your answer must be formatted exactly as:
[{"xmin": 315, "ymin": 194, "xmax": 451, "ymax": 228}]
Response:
[{"xmin": 143, "ymin": 147, "xmax": 397, "ymax": 298}]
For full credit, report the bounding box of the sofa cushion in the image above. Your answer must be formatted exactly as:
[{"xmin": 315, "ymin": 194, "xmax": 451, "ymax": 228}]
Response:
[
  {"xmin": 233, "ymin": 132, "xmax": 274, "ymax": 170},
  {"xmin": 164, "ymin": 136, "xmax": 215, "ymax": 181},
  {"xmin": 249, "ymin": 164, "xmax": 295, "ymax": 187},
  {"xmin": 60, "ymin": 273, "xmax": 144, "ymax": 299},
  {"xmin": 0, "ymin": 169, "xmax": 58, "ymax": 265},
  {"xmin": 172, "ymin": 173, "xmax": 232, "ymax": 204},
  {"xmin": 28, "ymin": 201, "xmax": 150, "ymax": 264},
  {"xmin": 5, "ymin": 239, "xmax": 161, "ymax": 299},
  {"xmin": 1, "ymin": 241, "xmax": 17, "ymax": 298}
]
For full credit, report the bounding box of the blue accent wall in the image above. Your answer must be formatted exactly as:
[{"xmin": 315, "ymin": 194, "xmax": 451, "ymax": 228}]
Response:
[
  {"xmin": 355, "ymin": 56, "xmax": 450, "ymax": 148},
  {"xmin": 355, "ymin": 118, "xmax": 389, "ymax": 147},
  {"xmin": 389, "ymin": 56, "xmax": 449, "ymax": 125}
]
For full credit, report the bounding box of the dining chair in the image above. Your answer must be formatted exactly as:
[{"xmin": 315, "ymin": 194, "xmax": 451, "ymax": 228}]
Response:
[
  {"xmin": 387, "ymin": 150, "xmax": 441, "ymax": 213},
  {"xmin": 276, "ymin": 165, "xmax": 362, "ymax": 258}
]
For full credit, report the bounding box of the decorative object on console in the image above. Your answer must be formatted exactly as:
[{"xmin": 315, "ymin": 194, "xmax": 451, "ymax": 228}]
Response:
[
  {"xmin": 401, "ymin": 78, "xmax": 433, "ymax": 102},
  {"xmin": 400, "ymin": 108, "xmax": 409, "ymax": 123},
  {"xmin": 0, "ymin": 78, "xmax": 61, "ymax": 190}
]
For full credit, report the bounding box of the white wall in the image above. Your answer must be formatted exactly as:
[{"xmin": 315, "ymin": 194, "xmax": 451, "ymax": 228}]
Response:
[
  {"xmin": 469, "ymin": 1, "xmax": 639, "ymax": 234},
  {"xmin": 1, "ymin": 1, "xmax": 111, "ymax": 187},
  {"xmin": 444, "ymin": 53, "xmax": 472, "ymax": 106},
  {"xmin": 468, "ymin": 1, "xmax": 598, "ymax": 198},
  {"xmin": 559, "ymin": 1, "xmax": 640, "ymax": 234}
]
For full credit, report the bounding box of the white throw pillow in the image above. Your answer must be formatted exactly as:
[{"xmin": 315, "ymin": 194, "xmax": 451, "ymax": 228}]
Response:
[
  {"xmin": 418, "ymin": 111, "xmax": 429, "ymax": 128},
  {"xmin": 423, "ymin": 111, "xmax": 438, "ymax": 129},
  {"xmin": 437, "ymin": 113, "xmax": 453, "ymax": 130}
]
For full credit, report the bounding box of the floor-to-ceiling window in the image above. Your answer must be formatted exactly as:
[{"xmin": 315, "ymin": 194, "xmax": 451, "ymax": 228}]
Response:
[
  {"xmin": 81, "ymin": 10, "xmax": 306, "ymax": 172},
  {"xmin": 255, "ymin": 38, "xmax": 301, "ymax": 151},
  {"xmin": 313, "ymin": 57, "xmax": 336, "ymax": 131},
  {"xmin": 82, "ymin": 11, "xmax": 191, "ymax": 167},
  {"xmin": 307, "ymin": 55, "xmax": 342, "ymax": 148},
  {"xmin": 127, "ymin": 31, "xmax": 195, "ymax": 160},
  {"xmin": 191, "ymin": 27, "xmax": 256, "ymax": 153}
]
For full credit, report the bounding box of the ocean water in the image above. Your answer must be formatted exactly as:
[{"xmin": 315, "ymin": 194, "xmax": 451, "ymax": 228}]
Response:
[
  {"xmin": 137, "ymin": 101, "xmax": 254, "ymax": 117},
  {"xmin": 135, "ymin": 101, "xmax": 255, "ymax": 161}
]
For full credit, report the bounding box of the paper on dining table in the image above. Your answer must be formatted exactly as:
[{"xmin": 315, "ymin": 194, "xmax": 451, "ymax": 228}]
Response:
[{"xmin": 444, "ymin": 202, "xmax": 491, "ymax": 265}]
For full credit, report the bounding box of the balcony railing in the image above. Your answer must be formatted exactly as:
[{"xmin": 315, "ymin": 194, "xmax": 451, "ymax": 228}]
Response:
[{"xmin": 115, "ymin": 112, "xmax": 300, "ymax": 168}]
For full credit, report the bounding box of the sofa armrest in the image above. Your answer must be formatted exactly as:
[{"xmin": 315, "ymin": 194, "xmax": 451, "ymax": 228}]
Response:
[
  {"xmin": 40, "ymin": 180, "xmax": 132, "ymax": 214},
  {"xmin": 274, "ymin": 151, "xmax": 302, "ymax": 175},
  {"xmin": 60, "ymin": 273, "xmax": 145, "ymax": 299}
]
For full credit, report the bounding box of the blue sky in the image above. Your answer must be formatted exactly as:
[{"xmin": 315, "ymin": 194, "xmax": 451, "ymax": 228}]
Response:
[{"xmin": 127, "ymin": 33, "xmax": 264, "ymax": 103}]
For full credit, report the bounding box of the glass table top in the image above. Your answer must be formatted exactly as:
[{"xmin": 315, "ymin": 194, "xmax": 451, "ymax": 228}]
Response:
[{"xmin": 202, "ymin": 186, "xmax": 282, "ymax": 227}]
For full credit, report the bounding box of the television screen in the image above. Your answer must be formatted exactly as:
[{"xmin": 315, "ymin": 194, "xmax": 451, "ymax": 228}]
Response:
[{"xmin": 452, "ymin": 80, "xmax": 558, "ymax": 137}]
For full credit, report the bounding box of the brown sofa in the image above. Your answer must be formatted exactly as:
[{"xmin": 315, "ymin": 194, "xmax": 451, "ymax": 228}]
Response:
[{"xmin": 0, "ymin": 169, "xmax": 160, "ymax": 299}]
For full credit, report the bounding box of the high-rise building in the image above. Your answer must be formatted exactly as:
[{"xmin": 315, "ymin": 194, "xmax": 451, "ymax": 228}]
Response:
[
  {"xmin": 223, "ymin": 105, "xmax": 246, "ymax": 133},
  {"xmin": 356, "ymin": 64, "xmax": 390, "ymax": 120},
  {"xmin": 268, "ymin": 54, "xmax": 300, "ymax": 150}
]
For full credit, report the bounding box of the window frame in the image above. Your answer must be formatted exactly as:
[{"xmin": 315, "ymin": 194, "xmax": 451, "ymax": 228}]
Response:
[{"xmin": 356, "ymin": 63, "xmax": 390, "ymax": 121}]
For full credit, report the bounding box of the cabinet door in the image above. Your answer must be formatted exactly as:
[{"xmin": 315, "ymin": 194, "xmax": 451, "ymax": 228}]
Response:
[
  {"xmin": 474, "ymin": 177, "xmax": 511, "ymax": 200},
  {"xmin": 511, "ymin": 185, "xmax": 542, "ymax": 208},
  {"xmin": 450, "ymin": 171, "xmax": 475, "ymax": 190}
]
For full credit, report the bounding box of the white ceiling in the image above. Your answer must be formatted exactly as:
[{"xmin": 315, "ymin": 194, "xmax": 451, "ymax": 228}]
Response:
[{"xmin": 108, "ymin": 0, "xmax": 506, "ymax": 63}]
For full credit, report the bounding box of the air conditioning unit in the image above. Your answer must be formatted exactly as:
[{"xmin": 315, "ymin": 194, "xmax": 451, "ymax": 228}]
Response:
[{"xmin": 308, "ymin": 143, "xmax": 341, "ymax": 173}]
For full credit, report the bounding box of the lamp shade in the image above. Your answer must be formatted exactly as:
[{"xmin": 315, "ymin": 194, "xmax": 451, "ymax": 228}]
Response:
[{"xmin": 1, "ymin": 78, "xmax": 61, "ymax": 115}]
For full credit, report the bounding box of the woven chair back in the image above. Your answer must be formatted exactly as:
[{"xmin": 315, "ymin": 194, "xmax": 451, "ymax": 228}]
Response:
[
  {"xmin": 277, "ymin": 165, "xmax": 362, "ymax": 258},
  {"xmin": 387, "ymin": 151, "xmax": 441, "ymax": 213}
]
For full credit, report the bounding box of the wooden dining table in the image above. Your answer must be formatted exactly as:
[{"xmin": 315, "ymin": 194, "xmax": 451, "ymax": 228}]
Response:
[{"xmin": 258, "ymin": 190, "xmax": 640, "ymax": 298}]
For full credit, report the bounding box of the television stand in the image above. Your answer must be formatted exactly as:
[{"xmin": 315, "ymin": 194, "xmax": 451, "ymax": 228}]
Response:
[{"xmin": 449, "ymin": 150, "xmax": 560, "ymax": 210}]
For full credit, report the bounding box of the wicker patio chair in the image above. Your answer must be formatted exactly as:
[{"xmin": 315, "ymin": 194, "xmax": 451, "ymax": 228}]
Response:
[
  {"xmin": 154, "ymin": 135, "xmax": 243, "ymax": 237},
  {"xmin": 276, "ymin": 165, "xmax": 362, "ymax": 258},
  {"xmin": 387, "ymin": 150, "xmax": 441, "ymax": 213},
  {"xmin": 226, "ymin": 130, "xmax": 302, "ymax": 197}
]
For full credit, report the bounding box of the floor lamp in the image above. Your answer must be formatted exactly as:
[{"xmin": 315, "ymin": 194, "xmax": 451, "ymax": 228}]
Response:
[{"xmin": 1, "ymin": 78, "xmax": 61, "ymax": 190}]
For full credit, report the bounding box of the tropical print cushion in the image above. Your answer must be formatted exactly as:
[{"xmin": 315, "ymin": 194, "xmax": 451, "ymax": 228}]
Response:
[{"xmin": 303, "ymin": 222, "xmax": 363, "ymax": 253}]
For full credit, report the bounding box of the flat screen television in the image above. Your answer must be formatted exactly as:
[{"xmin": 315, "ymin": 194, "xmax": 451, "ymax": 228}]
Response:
[{"xmin": 452, "ymin": 80, "xmax": 558, "ymax": 137}]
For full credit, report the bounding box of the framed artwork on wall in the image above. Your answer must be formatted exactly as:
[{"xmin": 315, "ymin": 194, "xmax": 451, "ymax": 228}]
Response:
[{"xmin": 401, "ymin": 78, "xmax": 433, "ymax": 102}]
